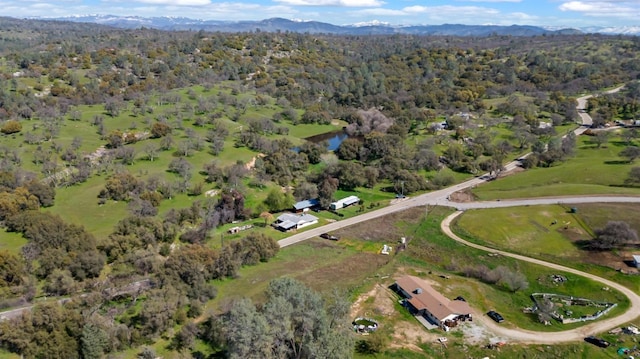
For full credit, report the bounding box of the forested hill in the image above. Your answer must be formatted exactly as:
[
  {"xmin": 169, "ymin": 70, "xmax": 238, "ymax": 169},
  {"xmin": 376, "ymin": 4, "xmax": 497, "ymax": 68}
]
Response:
[
  {"xmin": 0, "ymin": 17, "xmax": 639, "ymax": 359},
  {"xmin": 1, "ymin": 16, "xmax": 638, "ymax": 102}
]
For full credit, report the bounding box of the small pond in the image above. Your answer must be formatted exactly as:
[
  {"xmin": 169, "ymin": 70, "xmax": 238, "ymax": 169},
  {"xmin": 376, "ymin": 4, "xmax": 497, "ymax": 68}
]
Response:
[{"xmin": 304, "ymin": 129, "xmax": 349, "ymax": 151}]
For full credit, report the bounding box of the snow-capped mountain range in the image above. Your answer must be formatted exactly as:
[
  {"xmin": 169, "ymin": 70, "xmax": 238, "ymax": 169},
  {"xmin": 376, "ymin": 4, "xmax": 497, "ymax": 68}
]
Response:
[{"xmin": 27, "ymin": 15, "xmax": 640, "ymax": 36}]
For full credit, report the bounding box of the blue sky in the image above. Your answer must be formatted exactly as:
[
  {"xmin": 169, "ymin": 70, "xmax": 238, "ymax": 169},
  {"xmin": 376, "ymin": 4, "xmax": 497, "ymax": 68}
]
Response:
[{"xmin": 2, "ymin": 0, "xmax": 638, "ymax": 28}]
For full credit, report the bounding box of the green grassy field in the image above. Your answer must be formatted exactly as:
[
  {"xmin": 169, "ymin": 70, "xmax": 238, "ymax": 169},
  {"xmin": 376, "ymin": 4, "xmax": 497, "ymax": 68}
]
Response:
[
  {"xmin": 331, "ymin": 206, "xmax": 629, "ymax": 331},
  {"xmin": 454, "ymin": 205, "xmax": 584, "ymax": 260},
  {"xmin": 44, "ymin": 174, "xmax": 130, "ymax": 240},
  {"xmin": 0, "ymin": 350, "xmax": 19, "ymax": 359},
  {"xmin": 473, "ymin": 134, "xmax": 640, "ymax": 200},
  {"xmin": 455, "ymin": 202, "xmax": 640, "ymax": 292},
  {"xmin": 111, "ymin": 203, "xmax": 633, "ymax": 357},
  {"xmin": 335, "ymin": 205, "xmax": 638, "ymax": 358},
  {"xmin": 185, "ymin": 204, "xmax": 633, "ymax": 359},
  {"xmin": 0, "ymin": 229, "xmax": 27, "ymax": 254},
  {"xmin": 4, "ymin": 69, "xmax": 639, "ymax": 358},
  {"xmin": 211, "ymin": 238, "xmax": 393, "ymax": 307},
  {"xmin": 571, "ymin": 202, "xmax": 640, "ymax": 235},
  {"xmin": 12, "ymin": 169, "xmax": 640, "ymax": 359}
]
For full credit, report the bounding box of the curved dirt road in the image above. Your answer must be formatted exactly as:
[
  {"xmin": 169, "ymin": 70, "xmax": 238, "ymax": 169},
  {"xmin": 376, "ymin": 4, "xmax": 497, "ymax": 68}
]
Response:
[
  {"xmin": 276, "ymin": 85, "xmax": 638, "ymax": 343},
  {"xmin": 575, "ymin": 85, "xmax": 625, "ymax": 129},
  {"xmin": 441, "ymin": 211, "xmax": 640, "ymax": 343}
]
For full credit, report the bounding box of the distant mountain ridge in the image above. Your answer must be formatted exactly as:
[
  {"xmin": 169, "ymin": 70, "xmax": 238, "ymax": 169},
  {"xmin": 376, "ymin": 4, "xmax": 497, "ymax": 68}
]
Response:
[{"xmin": 28, "ymin": 15, "xmax": 640, "ymax": 36}]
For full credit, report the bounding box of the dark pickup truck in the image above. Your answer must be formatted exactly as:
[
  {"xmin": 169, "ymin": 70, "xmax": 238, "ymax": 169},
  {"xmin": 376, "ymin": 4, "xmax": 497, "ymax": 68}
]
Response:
[{"xmin": 584, "ymin": 336, "xmax": 610, "ymax": 348}]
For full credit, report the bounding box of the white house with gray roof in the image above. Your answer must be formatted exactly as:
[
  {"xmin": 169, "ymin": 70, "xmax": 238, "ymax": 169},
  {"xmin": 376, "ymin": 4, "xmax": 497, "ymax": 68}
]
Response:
[{"xmin": 272, "ymin": 213, "xmax": 318, "ymax": 232}]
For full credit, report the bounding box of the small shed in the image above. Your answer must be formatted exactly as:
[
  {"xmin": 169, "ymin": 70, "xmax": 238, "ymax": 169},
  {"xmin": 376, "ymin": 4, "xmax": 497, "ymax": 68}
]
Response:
[{"xmin": 633, "ymin": 255, "xmax": 640, "ymax": 268}]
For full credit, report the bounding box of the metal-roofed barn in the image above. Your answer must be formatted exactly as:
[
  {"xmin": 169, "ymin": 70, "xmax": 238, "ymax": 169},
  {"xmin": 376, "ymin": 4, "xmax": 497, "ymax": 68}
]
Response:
[{"xmin": 330, "ymin": 195, "xmax": 360, "ymax": 211}]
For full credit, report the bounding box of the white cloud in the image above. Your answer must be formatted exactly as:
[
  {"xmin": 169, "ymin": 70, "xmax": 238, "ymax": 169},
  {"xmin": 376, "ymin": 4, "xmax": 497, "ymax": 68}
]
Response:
[
  {"xmin": 359, "ymin": 5, "xmax": 500, "ymax": 17},
  {"xmin": 462, "ymin": 0, "xmax": 522, "ymax": 2},
  {"xmin": 18, "ymin": 0, "xmax": 79, "ymax": 2},
  {"xmin": 559, "ymin": 1, "xmax": 640, "ymax": 17},
  {"xmin": 509, "ymin": 12, "xmax": 538, "ymax": 21},
  {"xmin": 127, "ymin": 0, "xmax": 211, "ymax": 5},
  {"xmin": 0, "ymin": 0, "xmax": 636, "ymax": 28},
  {"xmin": 351, "ymin": 7, "xmax": 405, "ymax": 16},
  {"xmin": 353, "ymin": 5, "xmax": 547, "ymax": 26},
  {"xmin": 0, "ymin": 0, "xmax": 302, "ymax": 21},
  {"xmin": 30, "ymin": 2, "xmax": 57, "ymax": 9},
  {"xmin": 274, "ymin": 0, "xmax": 384, "ymax": 7}
]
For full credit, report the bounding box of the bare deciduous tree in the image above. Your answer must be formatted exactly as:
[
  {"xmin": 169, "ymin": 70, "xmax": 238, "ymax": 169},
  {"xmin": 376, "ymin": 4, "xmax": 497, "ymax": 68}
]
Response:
[{"xmin": 590, "ymin": 221, "xmax": 638, "ymax": 250}]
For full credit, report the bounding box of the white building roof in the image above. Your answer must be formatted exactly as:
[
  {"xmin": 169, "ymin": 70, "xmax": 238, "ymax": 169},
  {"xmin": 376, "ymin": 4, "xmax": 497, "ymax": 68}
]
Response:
[{"xmin": 275, "ymin": 213, "xmax": 318, "ymax": 229}]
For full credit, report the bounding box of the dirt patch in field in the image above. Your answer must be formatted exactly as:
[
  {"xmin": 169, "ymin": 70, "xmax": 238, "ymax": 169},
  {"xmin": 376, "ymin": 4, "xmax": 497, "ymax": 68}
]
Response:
[
  {"xmin": 334, "ymin": 207, "xmax": 423, "ymax": 242},
  {"xmin": 581, "ymin": 249, "xmax": 637, "ymax": 272},
  {"xmin": 461, "ymin": 321, "xmax": 509, "ymax": 345},
  {"xmin": 388, "ymin": 321, "xmax": 437, "ymax": 352},
  {"xmin": 245, "ymin": 153, "xmax": 265, "ymax": 170},
  {"xmin": 449, "ymin": 189, "xmax": 476, "ymax": 203},
  {"xmin": 350, "ymin": 283, "xmax": 397, "ymax": 319},
  {"xmin": 501, "ymin": 166, "xmax": 525, "ymax": 177},
  {"xmin": 349, "ymin": 268, "xmax": 435, "ymax": 320},
  {"xmin": 347, "ymin": 271, "xmax": 554, "ymax": 352},
  {"xmin": 350, "ymin": 280, "xmax": 438, "ymax": 353},
  {"xmin": 448, "ymin": 167, "xmax": 525, "ymax": 203},
  {"xmin": 295, "ymin": 251, "xmax": 391, "ymax": 292}
]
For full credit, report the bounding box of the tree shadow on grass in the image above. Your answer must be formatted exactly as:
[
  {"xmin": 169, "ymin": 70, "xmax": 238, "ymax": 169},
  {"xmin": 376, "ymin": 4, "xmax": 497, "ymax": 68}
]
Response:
[
  {"xmin": 609, "ymin": 140, "xmax": 633, "ymax": 148},
  {"xmin": 573, "ymin": 239, "xmax": 601, "ymax": 251},
  {"xmin": 572, "ymin": 239, "xmax": 640, "ymax": 254},
  {"xmin": 604, "ymin": 160, "xmax": 631, "ymax": 165}
]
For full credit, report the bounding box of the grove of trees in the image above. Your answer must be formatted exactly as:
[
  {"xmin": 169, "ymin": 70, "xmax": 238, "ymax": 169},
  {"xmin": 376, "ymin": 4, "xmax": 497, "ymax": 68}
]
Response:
[{"xmin": 0, "ymin": 16, "xmax": 639, "ymax": 358}]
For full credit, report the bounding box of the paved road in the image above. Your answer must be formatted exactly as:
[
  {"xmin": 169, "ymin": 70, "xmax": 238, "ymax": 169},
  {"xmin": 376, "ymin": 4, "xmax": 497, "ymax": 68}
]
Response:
[
  {"xmin": 279, "ymin": 187, "xmax": 640, "ymax": 248},
  {"xmin": 279, "ymin": 85, "xmax": 627, "ymax": 248},
  {"xmin": 575, "ymin": 86, "xmax": 624, "ymax": 130},
  {"xmin": 4, "ymin": 86, "xmax": 634, "ymax": 339},
  {"xmin": 277, "ymin": 84, "xmax": 640, "ymax": 342},
  {"xmin": 441, "ymin": 211, "xmax": 640, "ymax": 344},
  {"xmin": 278, "ymin": 168, "xmax": 520, "ymax": 247},
  {"xmin": 452, "ymin": 195, "xmax": 640, "ymax": 210}
]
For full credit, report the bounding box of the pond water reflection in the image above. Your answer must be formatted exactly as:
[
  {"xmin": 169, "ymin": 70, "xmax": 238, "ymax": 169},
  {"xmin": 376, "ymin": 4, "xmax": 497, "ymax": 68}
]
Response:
[{"xmin": 303, "ymin": 130, "xmax": 349, "ymax": 151}]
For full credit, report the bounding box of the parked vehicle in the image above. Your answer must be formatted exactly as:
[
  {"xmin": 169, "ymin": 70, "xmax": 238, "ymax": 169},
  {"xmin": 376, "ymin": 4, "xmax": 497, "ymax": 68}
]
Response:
[
  {"xmin": 319, "ymin": 233, "xmax": 339, "ymax": 240},
  {"xmin": 487, "ymin": 310, "xmax": 504, "ymax": 323},
  {"xmin": 584, "ymin": 336, "xmax": 610, "ymax": 348}
]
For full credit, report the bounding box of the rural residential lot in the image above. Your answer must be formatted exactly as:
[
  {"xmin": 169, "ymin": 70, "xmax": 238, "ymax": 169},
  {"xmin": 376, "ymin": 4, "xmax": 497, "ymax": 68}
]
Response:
[{"xmin": 0, "ymin": 16, "xmax": 640, "ymax": 359}]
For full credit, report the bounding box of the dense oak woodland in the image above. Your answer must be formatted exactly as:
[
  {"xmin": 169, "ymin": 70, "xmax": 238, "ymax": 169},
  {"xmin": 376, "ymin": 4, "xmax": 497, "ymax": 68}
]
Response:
[{"xmin": 0, "ymin": 16, "xmax": 639, "ymax": 358}]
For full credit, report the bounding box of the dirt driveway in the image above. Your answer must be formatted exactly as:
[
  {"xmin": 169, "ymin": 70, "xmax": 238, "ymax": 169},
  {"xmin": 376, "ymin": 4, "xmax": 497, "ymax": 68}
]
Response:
[{"xmin": 441, "ymin": 211, "xmax": 640, "ymax": 344}]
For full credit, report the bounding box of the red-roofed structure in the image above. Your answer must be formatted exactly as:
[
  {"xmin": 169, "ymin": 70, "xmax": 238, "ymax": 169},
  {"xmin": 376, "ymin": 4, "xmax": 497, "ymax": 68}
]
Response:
[{"xmin": 394, "ymin": 275, "xmax": 472, "ymax": 331}]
